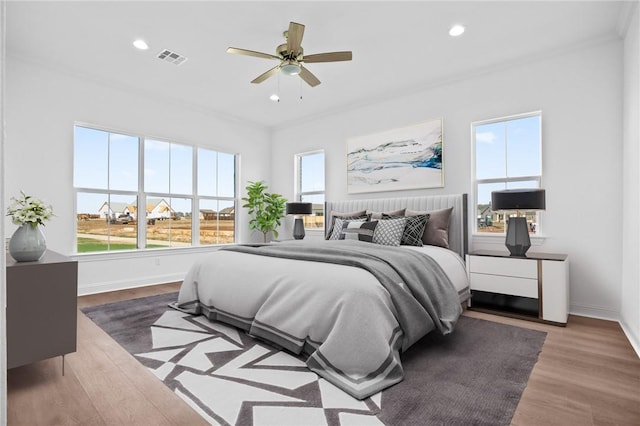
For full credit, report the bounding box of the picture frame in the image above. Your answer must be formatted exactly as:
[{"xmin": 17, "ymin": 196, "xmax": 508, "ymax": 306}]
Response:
[{"xmin": 346, "ymin": 118, "xmax": 444, "ymax": 194}]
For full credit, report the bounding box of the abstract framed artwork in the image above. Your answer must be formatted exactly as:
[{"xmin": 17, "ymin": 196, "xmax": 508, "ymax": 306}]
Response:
[{"xmin": 347, "ymin": 118, "xmax": 443, "ymax": 194}]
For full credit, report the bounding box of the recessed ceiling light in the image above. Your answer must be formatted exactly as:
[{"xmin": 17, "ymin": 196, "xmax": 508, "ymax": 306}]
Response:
[
  {"xmin": 133, "ymin": 39, "xmax": 149, "ymax": 50},
  {"xmin": 270, "ymin": 94, "xmax": 280, "ymax": 102},
  {"xmin": 449, "ymin": 25, "xmax": 465, "ymax": 37}
]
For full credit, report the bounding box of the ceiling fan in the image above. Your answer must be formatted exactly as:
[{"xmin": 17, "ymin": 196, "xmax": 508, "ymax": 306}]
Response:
[{"xmin": 227, "ymin": 21, "xmax": 352, "ymax": 88}]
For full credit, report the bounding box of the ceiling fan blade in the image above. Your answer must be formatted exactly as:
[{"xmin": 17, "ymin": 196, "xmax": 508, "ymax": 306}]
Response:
[
  {"xmin": 299, "ymin": 65, "xmax": 321, "ymax": 87},
  {"xmin": 251, "ymin": 65, "xmax": 280, "ymax": 84},
  {"xmin": 302, "ymin": 51, "xmax": 353, "ymax": 63},
  {"xmin": 227, "ymin": 47, "xmax": 280, "ymax": 61},
  {"xmin": 286, "ymin": 22, "xmax": 305, "ymax": 57}
]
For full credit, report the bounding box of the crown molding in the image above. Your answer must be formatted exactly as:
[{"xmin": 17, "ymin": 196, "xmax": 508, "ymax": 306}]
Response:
[
  {"xmin": 6, "ymin": 50, "xmax": 270, "ymax": 133},
  {"xmin": 617, "ymin": 1, "xmax": 639, "ymax": 38},
  {"xmin": 272, "ymin": 33, "xmax": 621, "ymax": 132}
]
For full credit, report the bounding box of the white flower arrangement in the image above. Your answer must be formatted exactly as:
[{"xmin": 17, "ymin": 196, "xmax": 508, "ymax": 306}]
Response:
[{"xmin": 6, "ymin": 191, "xmax": 54, "ymax": 227}]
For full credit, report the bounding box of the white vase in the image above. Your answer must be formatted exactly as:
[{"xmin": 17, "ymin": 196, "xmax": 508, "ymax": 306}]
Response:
[{"xmin": 9, "ymin": 224, "xmax": 47, "ymax": 262}]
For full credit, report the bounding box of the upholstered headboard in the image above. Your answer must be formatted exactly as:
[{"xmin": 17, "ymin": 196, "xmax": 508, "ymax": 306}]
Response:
[{"xmin": 325, "ymin": 194, "xmax": 468, "ymax": 258}]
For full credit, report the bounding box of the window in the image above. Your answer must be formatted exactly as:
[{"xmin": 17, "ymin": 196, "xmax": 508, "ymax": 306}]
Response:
[
  {"xmin": 472, "ymin": 112, "xmax": 542, "ymax": 234},
  {"xmin": 74, "ymin": 124, "xmax": 236, "ymax": 253},
  {"xmin": 295, "ymin": 150, "xmax": 325, "ymax": 229}
]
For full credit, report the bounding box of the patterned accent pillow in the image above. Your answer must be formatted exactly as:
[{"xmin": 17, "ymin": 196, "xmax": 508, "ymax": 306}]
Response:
[
  {"xmin": 372, "ymin": 217, "xmax": 406, "ymax": 246},
  {"xmin": 329, "ymin": 217, "xmax": 366, "ymax": 240},
  {"xmin": 382, "ymin": 213, "xmax": 430, "ymax": 246},
  {"xmin": 325, "ymin": 210, "xmax": 368, "ymax": 239},
  {"xmin": 339, "ymin": 220, "xmax": 378, "ymax": 242}
]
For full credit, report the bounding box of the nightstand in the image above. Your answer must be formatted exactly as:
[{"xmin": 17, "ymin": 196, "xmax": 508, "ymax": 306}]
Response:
[
  {"xmin": 466, "ymin": 250, "xmax": 569, "ymax": 325},
  {"xmin": 6, "ymin": 250, "xmax": 78, "ymax": 372}
]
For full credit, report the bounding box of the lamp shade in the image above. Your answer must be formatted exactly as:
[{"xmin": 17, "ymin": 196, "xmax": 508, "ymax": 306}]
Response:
[
  {"xmin": 491, "ymin": 189, "xmax": 546, "ymax": 211},
  {"xmin": 286, "ymin": 202, "xmax": 312, "ymax": 215}
]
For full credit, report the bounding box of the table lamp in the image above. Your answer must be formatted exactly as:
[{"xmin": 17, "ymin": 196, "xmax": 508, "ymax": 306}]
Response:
[
  {"xmin": 286, "ymin": 202, "xmax": 313, "ymax": 240},
  {"xmin": 491, "ymin": 188, "xmax": 546, "ymax": 256}
]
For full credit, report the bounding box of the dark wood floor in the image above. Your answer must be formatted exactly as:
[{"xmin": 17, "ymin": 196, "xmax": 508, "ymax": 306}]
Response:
[{"xmin": 7, "ymin": 282, "xmax": 640, "ymax": 425}]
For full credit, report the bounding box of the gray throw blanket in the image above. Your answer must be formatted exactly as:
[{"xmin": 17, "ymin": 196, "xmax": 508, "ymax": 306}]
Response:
[
  {"xmin": 222, "ymin": 240, "xmax": 462, "ymax": 351},
  {"xmin": 177, "ymin": 239, "xmax": 463, "ymax": 399}
]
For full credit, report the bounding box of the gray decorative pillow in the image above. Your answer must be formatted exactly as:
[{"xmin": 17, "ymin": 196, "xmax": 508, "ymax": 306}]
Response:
[
  {"xmin": 329, "ymin": 217, "xmax": 366, "ymax": 240},
  {"xmin": 325, "ymin": 210, "xmax": 368, "ymax": 239},
  {"xmin": 383, "ymin": 213, "xmax": 429, "ymax": 246},
  {"xmin": 372, "ymin": 217, "xmax": 406, "ymax": 246},
  {"xmin": 339, "ymin": 220, "xmax": 378, "ymax": 243},
  {"xmin": 406, "ymin": 207, "xmax": 453, "ymax": 248},
  {"xmin": 367, "ymin": 208, "xmax": 406, "ymax": 220}
]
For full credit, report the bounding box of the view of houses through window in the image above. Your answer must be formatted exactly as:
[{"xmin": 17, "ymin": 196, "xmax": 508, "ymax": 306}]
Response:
[
  {"xmin": 295, "ymin": 150, "xmax": 325, "ymax": 229},
  {"xmin": 74, "ymin": 125, "xmax": 236, "ymax": 253},
  {"xmin": 473, "ymin": 112, "xmax": 542, "ymax": 234}
]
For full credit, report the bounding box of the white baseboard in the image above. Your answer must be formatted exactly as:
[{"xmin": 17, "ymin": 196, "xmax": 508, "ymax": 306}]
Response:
[
  {"xmin": 619, "ymin": 318, "xmax": 640, "ymax": 358},
  {"xmin": 570, "ymin": 303, "xmax": 620, "ymax": 322},
  {"xmin": 77, "ymin": 273, "xmax": 185, "ymax": 296}
]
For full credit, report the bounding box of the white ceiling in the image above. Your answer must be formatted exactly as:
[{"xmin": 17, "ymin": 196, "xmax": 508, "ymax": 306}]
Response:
[{"xmin": 6, "ymin": 1, "xmax": 629, "ymax": 130}]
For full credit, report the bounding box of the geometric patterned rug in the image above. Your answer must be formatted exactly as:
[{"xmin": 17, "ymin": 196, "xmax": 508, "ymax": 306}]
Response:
[{"xmin": 82, "ymin": 292, "xmax": 546, "ymax": 426}]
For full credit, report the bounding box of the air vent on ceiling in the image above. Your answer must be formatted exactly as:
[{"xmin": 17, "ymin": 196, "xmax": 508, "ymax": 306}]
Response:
[{"xmin": 157, "ymin": 49, "xmax": 188, "ymax": 66}]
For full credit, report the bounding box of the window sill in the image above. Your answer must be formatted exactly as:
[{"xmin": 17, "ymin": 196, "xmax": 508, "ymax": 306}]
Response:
[
  {"xmin": 72, "ymin": 243, "xmax": 232, "ymax": 262},
  {"xmin": 471, "ymin": 233, "xmax": 547, "ymax": 246},
  {"xmin": 304, "ymin": 229, "xmax": 325, "ymax": 234}
]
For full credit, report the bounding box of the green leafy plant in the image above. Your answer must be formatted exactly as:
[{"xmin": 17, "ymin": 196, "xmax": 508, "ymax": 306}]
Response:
[
  {"xmin": 242, "ymin": 181, "xmax": 287, "ymax": 243},
  {"xmin": 6, "ymin": 190, "xmax": 54, "ymax": 227}
]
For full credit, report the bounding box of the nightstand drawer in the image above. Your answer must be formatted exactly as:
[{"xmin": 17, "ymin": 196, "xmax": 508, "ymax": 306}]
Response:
[
  {"xmin": 469, "ymin": 273, "xmax": 539, "ymax": 298},
  {"xmin": 468, "ymin": 255, "xmax": 537, "ymax": 279}
]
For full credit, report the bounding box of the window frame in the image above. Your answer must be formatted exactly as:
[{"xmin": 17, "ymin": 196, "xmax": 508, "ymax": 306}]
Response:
[
  {"xmin": 471, "ymin": 111, "xmax": 543, "ymax": 236},
  {"xmin": 294, "ymin": 150, "xmax": 325, "ymax": 230},
  {"xmin": 73, "ymin": 123, "xmax": 238, "ymax": 254}
]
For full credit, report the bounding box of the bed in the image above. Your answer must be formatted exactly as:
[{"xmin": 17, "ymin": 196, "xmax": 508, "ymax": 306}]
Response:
[{"xmin": 175, "ymin": 194, "xmax": 469, "ymax": 400}]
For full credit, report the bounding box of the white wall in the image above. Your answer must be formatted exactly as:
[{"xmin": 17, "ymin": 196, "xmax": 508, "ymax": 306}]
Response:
[
  {"xmin": 271, "ymin": 39, "xmax": 624, "ymax": 320},
  {"xmin": 1, "ymin": 1, "xmax": 7, "ymax": 423},
  {"xmin": 5, "ymin": 57, "xmax": 272, "ymax": 294},
  {"xmin": 621, "ymin": 4, "xmax": 640, "ymax": 354}
]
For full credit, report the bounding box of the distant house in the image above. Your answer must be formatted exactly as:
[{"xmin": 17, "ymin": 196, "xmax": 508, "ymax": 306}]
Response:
[
  {"xmin": 198, "ymin": 207, "xmax": 234, "ymax": 221},
  {"xmin": 97, "ymin": 198, "xmax": 174, "ymax": 221},
  {"xmin": 98, "ymin": 201, "xmax": 134, "ymax": 220},
  {"xmin": 477, "ymin": 203, "xmax": 538, "ymax": 228},
  {"xmin": 219, "ymin": 206, "xmax": 235, "ymax": 220},
  {"xmin": 477, "ymin": 204, "xmax": 495, "ymax": 228},
  {"xmin": 146, "ymin": 198, "xmax": 174, "ymax": 220},
  {"xmin": 122, "ymin": 205, "xmax": 137, "ymax": 217},
  {"xmin": 199, "ymin": 209, "xmax": 216, "ymax": 220}
]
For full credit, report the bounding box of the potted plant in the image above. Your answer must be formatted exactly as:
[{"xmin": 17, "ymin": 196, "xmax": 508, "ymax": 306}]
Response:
[{"xmin": 242, "ymin": 181, "xmax": 287, "ymax": 243}]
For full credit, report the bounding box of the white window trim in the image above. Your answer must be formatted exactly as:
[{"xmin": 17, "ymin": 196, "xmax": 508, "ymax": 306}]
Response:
[
  {"xmin": 294, "ymin": 149, "xmax": 325, "ymax": 230},
  {"xmin": 470, "ymin": 111, "xmax": 543, "ymax": 237},
  {"xmin": 73, "ymin": 123, "xmax": 238, "ymax": 254}
]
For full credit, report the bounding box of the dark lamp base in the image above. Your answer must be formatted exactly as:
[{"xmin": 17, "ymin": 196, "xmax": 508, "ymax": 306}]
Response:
[
  {"xmin": 293, "ymin": 217, "xmax": 305, "ymax": 240},
  {"xmin": 505, "ymin": 217, "xmax": 531, "ymax": 256}
]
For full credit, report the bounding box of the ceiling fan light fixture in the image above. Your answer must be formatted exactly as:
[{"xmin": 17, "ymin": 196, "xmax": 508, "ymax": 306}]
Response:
[
  {"xmin": 280, "ymin": 62, "xmax": 302, "ymax": 76},
  {"xmin": 228, "ymin": 21, "xmax": 352, "ymax": 87}
]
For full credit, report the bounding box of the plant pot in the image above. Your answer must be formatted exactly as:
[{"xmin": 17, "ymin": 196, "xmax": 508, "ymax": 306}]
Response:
[{"xmin": 9, "ymin": 224, "xmax": 47, "ymax": 262}]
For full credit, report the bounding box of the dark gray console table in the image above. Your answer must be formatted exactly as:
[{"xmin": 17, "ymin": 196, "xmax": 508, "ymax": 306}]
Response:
[{"xmin": 6, "ymin": 250, "xmax": 78, "ymax": 372}]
